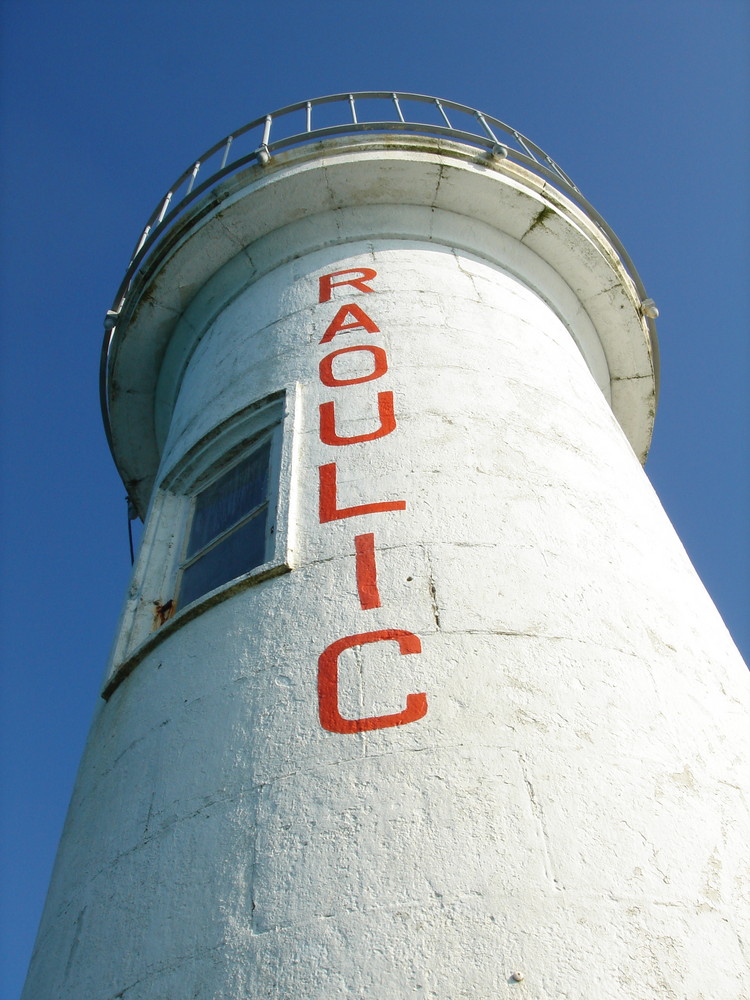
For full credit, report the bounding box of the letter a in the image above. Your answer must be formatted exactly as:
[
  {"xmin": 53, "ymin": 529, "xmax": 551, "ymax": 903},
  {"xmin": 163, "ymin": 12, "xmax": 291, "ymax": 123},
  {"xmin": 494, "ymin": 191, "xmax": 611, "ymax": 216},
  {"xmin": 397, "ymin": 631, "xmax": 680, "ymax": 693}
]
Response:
[{"xmin": 320, "ymin": 303, "xmax": 380, "ymax": 344}]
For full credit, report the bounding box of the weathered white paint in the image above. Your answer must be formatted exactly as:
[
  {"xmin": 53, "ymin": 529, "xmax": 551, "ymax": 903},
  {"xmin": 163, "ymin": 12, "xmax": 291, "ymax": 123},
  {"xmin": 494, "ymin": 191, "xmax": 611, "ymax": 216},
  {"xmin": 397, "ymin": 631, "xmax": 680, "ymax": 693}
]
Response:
[{"xmin": 23, "ymin": 137, "xmax": 749, "ymax": 1000}]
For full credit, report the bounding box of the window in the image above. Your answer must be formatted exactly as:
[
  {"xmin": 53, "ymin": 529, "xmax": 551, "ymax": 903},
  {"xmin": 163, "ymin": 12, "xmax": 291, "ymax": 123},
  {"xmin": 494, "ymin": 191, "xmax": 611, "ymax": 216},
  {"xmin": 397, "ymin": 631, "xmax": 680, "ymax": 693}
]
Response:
[
  {"xmin": 103, "ymin": 388, "xmax": 297, "ymax": 696},
  {"xmin": 177, "ymin": 435, "xmax": 274, "ymax": 610}
]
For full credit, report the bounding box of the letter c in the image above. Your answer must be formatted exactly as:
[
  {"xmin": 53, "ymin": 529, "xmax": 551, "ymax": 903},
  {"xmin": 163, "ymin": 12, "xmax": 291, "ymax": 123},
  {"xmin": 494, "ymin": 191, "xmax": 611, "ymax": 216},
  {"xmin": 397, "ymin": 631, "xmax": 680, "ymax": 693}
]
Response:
[{"xmin": 318, "ymin": 629, "xmax": 427, "ymax": 733}]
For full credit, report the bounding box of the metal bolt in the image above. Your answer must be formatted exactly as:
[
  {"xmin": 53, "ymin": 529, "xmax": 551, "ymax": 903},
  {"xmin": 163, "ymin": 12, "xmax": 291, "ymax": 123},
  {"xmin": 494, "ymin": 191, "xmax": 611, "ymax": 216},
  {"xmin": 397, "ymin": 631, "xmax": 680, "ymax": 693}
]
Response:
[
  {"xmin": 256, "ymin": 145, "xmax": 271, "ymax": 166},
  {"xmin": 511, "ymin": 971, "xmax": 524, "ymax": 982},
  {"xmin": 641, "ymin": 298, "xmax": 659, "ymax": 319},
  {"xmin": 491, "ymin": 143, "xmax": 509, "ymax": 160}
]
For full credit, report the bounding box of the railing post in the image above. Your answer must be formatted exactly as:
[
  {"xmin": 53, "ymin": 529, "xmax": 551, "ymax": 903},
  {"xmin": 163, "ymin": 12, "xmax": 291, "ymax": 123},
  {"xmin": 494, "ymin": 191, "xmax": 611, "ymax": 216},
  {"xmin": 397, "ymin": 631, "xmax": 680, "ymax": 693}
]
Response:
[
  {"xmin": 186, "ymin": 163, "xmax": 200, "ymax": 196},
  {"xmin": 220, "ymin": 136, "xmax": 233, "ymax": 170},
  {"xmin": 261, "ymin": 115, "xmax": 272, "ymax": 148}
]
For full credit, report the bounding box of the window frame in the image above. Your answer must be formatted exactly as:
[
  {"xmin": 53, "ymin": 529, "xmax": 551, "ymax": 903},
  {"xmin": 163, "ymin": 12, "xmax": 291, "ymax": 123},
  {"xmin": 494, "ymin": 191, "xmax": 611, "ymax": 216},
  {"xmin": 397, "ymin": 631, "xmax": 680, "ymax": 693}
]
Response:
[
  {"xmin": 103, "ymin": 386, "xmax": 298, "ymax": 697},
  {"xmin": 175, "ymin": 425, "xmax": 279, "ymax": 612}
]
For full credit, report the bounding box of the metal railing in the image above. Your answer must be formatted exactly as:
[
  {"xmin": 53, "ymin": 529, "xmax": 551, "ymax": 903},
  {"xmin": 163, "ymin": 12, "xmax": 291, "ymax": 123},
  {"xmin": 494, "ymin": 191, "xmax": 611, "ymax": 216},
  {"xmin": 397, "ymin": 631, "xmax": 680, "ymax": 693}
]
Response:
[{"xmin": 102, "ymin": 92, "xmax": 658, "ymax": 453}]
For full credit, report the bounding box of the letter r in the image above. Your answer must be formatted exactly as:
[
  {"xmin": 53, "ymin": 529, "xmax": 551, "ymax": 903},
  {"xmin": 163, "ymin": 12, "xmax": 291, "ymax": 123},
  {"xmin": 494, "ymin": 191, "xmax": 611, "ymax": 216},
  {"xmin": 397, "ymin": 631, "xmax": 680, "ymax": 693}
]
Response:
[{"xmin": 319, "ymin": 268, "xmax": 377, "ymax": 302}]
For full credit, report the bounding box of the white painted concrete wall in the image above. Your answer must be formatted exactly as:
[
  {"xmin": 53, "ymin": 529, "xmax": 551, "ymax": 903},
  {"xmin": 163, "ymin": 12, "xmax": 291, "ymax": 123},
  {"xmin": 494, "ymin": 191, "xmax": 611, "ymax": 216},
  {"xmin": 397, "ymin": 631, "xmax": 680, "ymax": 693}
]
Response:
[{"xmin": 23, "ymin": 147, "xmax": 750, "ymax": 1000}]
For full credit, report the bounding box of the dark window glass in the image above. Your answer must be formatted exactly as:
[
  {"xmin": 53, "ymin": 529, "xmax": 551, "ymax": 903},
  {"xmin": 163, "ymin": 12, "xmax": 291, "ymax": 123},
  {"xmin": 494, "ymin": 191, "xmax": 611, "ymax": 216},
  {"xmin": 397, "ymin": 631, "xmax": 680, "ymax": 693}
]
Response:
[
  {"xmin": 177, "ymin": 439, "xmax": 272, "ymax": 610},
  {"xmin": 179, "ymin": 508, "xmax": 268, "ymax": 608},
  {"xmin": 187, "ymin": 442, "xmax": 270, "ymax": 557}
]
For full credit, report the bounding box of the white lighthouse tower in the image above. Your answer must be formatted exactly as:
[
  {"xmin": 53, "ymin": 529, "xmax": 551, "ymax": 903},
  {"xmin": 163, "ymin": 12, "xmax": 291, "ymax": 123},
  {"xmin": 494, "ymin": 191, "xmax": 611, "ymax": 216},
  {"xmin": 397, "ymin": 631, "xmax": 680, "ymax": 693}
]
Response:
[{"xmin": 23, "ymin": 94, "xmax": 749, "ymax": 999}]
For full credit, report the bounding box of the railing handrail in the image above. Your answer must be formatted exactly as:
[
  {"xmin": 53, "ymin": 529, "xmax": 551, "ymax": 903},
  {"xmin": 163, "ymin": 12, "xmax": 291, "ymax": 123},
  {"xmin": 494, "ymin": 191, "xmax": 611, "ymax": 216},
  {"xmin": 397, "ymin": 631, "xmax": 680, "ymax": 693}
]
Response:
[{"xmin": 102, "ymin": 92, "xmax": 658, "ymax": 456}]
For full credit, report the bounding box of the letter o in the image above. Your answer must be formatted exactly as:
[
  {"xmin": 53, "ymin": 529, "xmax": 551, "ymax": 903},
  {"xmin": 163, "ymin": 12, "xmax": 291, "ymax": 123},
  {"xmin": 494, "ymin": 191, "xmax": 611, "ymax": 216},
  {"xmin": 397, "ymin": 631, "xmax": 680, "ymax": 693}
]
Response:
[{"xmin": 319, "ymin": 345, "xmax": 388, "ymax": 387}]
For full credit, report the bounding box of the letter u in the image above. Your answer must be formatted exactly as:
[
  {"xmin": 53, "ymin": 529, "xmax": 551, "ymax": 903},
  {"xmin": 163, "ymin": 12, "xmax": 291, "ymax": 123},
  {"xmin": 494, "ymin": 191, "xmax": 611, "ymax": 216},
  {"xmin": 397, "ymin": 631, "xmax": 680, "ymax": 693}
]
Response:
[{"xmin": 319, "ymin": 391, "xmax": 396, "ymax": 446}]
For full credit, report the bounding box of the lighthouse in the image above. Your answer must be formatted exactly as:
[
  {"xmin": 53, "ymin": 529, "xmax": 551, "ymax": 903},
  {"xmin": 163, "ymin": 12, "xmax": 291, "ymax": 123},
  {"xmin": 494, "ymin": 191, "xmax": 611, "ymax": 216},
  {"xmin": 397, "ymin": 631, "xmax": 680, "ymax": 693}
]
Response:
[{"xmin": 23, "ymin": 93, "xmax": 749, "ymax": 998}]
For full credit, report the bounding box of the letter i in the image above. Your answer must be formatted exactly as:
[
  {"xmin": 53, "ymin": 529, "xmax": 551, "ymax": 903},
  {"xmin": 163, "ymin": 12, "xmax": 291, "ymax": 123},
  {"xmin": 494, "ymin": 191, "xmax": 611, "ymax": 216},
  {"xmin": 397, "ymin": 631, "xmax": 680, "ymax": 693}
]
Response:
[{"xmin": 355, "ymin": 533, "xmax": 381, "ymax": 610}]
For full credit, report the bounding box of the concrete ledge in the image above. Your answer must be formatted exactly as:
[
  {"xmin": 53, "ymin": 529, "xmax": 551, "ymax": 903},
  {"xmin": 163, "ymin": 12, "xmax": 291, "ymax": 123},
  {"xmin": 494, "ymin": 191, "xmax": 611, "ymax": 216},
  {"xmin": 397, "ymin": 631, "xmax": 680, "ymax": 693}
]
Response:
[{"xmin": 107, "ymin": 136, "xmax": 657, "ymax": 514}]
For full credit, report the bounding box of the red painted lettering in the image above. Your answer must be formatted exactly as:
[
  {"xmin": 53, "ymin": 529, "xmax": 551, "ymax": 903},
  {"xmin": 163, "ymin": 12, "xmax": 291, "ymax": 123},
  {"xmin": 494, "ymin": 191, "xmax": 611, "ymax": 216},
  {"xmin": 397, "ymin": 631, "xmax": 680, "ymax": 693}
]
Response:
[
  {"xmin": 319, "ymin": 345, "xmax": 388, "ymax": 387},
  {"xmin": 319, "ymin": 391, "xmax": 396, "ymax": 446},
  {"xmin": 320, "ymin": 303, "xmax": 380, "ymax": 344},
  {"xmin": 319, "ymin": 268, "xmax": 377, "ymax": 303},
  {"xmin": 354, "ymin": 533, "xmax": 381, "ymax": 610},
  {"xmin": 318, "ymin": 629, "xmax": 426, "ymax": 733},
  {"xmin": 319, "ymin": 463, "xmax": 406, "ymax": 522}
]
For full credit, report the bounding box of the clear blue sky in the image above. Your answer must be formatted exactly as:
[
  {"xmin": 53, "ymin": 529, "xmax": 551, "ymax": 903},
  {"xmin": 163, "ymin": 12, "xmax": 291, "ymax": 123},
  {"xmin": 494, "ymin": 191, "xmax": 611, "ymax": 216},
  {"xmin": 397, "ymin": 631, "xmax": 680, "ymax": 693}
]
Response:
[{"xmin": 1, "ymin": 2, "xmax": 748, "ymax": 996}]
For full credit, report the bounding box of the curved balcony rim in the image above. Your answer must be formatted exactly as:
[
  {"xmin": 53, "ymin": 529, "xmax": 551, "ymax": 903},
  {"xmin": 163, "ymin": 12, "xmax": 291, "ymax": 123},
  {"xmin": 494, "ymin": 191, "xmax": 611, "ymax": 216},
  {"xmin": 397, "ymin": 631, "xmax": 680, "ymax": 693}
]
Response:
[{"xmin": 101, "ymin": 91, "xmax": 659, "ymax": 461}]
